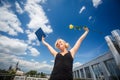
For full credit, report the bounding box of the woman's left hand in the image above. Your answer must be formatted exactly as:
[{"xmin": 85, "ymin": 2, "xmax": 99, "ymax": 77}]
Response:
[{"xmin": 83, "ymin": 27, "xmax": 89, "ymax": 32}]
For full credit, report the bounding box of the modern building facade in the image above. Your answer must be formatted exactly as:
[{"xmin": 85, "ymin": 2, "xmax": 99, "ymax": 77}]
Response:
[
  {"xmin": 73, "ymin": 29, "xmax": 120, "ymax": 80},
  {"xmin": 105, "ymin": 29, "xmax": 120, "ymax": 69}
]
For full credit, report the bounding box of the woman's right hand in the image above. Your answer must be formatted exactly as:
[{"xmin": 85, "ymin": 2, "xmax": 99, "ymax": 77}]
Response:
[
  {"xmin": 42, "ymin": 36, "xmax": 45, "ymax": 42},
  {"xmin": 41, "ymin": 36, "xmax": 58, "ymax": 57}
]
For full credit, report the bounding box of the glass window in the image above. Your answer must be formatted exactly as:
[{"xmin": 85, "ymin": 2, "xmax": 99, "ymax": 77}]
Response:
[
  {"xmin": 105, "ymin": 59, "xmax": 120, "ymax": 80},
  {"xmin": 113, "ymin": 42, "xmax": 120, "ymax": 54},
  {"xmin": 77, "ymin": 70, "xmax": 80, "ymax": 78},
  {"xmin": 74, "ymin": 71, "xmax": 77, "ymax": 78},
  {"xmin": 80, "ymin": 69, "xmax": 84, "ymax": 78},
  {"xmin": 85, "ymin": 67, "xmax": 92, "ymax": 78},
  {"xmin": 92, "ymin": 63, "xmax": 104, "ymax": 80}
]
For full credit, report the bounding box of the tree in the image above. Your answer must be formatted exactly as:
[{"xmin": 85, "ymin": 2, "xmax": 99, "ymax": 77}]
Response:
[
  {"xmin": 9, "ymin": 69, "xmax": 16, "ymax": 75},
  {"xmin": 41, "ymin": 72, "xmax": 46, "ymax": 78},
  {"xmin": 0, "ymin": 69, "xmax": 9, "ymax": 74},
  {"xmin": 26, "ymin": 70, "xmax": 37, "ymax": 77},
  {"xmin": 26, "ymin": 70, "xmax": 47, "ymax": 78}
]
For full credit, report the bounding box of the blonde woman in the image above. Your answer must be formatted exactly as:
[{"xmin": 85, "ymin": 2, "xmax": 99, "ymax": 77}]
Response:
[{"xmin": 42, "ymin": 27, "xmax": 89, "ymax": 80}]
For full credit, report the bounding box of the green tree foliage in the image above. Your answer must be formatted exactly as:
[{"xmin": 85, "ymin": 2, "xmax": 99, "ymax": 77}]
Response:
[
  {"xmin": 26, "ymin": 70, "xmax": 37, "ymax": 76},
  {"xmin": 40, "ymin": 72, "xmax": 46, "ymax": 78},
  {"xmin": 0, "ymin": 69, "xmax": 9, "ymax": 74},
  {"xmin": 26, "ymin": 70, "xmax": 46, "ymax": 78},
  {"xmin": 8, "ymin": 69, "xmax": 16, "ymax": 75}
]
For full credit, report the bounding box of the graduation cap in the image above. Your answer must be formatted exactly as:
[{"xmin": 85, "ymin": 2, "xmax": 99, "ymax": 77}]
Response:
[{"xmin": 35, "ymin": 28, "xmax": 46, "ymax": 41}]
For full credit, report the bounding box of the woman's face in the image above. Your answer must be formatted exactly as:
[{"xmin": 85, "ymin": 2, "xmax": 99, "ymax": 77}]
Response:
[{"xmin": 56, "ymin": 39, "xmax": 66, "ymax": 50}]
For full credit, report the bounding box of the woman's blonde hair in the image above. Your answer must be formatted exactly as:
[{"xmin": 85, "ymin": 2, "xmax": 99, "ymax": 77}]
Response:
[{"xmin": 55, "ymin": 39, "xmax": 69, "ymax": 49}]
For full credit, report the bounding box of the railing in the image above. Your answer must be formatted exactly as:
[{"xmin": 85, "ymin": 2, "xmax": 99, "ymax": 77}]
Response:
[
  {"xmin": 0, "ymin": 74, "xmax": 15, "ymax": 80},
  {"xmin": 14, "ymin": 76, "xmax": 48, "ymax": 80},
  {"xmin": 0, "ymin": 75, "xmax": 48, "ymax": 80}
]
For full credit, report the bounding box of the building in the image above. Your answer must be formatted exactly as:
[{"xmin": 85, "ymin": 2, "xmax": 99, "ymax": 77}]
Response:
[
  {"xmin": 16, "ymin": 70, "xmax": 24, "ymax": 76},
  {"xmin": 13, "ymin": 62, "xmax": 24, "ymax": 76},
  {"xmin": 14, "ymin": 76, "xmax": 48, "ymax": 80},
  {"xmin": 73, "ymin": 29, "xmax": 120, "ymax": 80},
  {"xmin": 105, "ymin": 29, "xmax": 120, "ymax": 68}
]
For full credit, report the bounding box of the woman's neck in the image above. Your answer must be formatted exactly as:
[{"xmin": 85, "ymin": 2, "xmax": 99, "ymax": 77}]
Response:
[{"xmin": 60, "ymin": 48, "xmax": 68, "ymax": 53}]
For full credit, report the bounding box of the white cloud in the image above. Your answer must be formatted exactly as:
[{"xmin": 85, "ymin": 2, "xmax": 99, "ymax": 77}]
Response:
[
  {"xmin": 0, "ymin": 3, "xmax": 23, "ymax": 36},
  {"xmin": 42, "ymin": 61, "xmax": 47, "ymax": 64},
  {"xmin": 92, "ymin": 0, "xmax": 102, "ymax": 8},
  {"xmin": 27, "ymin": 31, "xmax": 37, "ymax": 44},
  {"xmin": 24, "ymin": 0, "xmax": 53, "ymax": 46},
  {"xmin": 73, "ymin": 62, "xmax": 82, "ymax": 68},
  {"xmin": 25, "ymin": 29, "xmax": 40, "ymax": 46},
  {"xmin": 88, "ymin": 16, "xmax": 95, "ymax": 23},
  {"xmin": 89, "ymin": 16, "xmax": 92, "ymax": 20},
  {"xmin": 0, "ymin": 0, "xmax": 53, "ymax": 73},
  {"xmin": 50, "ymin": 60, "xmax": 54, "ymax": 63},
  {"xmin": 28, "ymin": 46, "xmax": 40, "ymax": 56},
  {"xmin": 20, "ymin": 59, "xmax": 52, "ymax": 73},
  {"xmin": 31, "ymin": 59, "xmax": 35, "ymax": 62},
  {"xmin": 25, "ymin": 0, "xmax": 53, "ymax": 34},
  {"xmin": 79, "ymin": 6, "xmax": 86, "ymax": 14},
  {"xmin": 15, "ymin": 1, "xmax": 24, "ymax": 14},
  {"xmin": 0, "ymin": 53, "xmax": 20, "ymax": 69},
  {"xmin": 0, "ymin": 53, "xmax": 53, "ymax": 73},
  {"xmin": 0, "ymin": 35, "xmax": 28, "ymax": 55}
]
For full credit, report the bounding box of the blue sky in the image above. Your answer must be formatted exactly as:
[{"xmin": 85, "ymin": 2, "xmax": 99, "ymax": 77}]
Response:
[{"xmin": 0, "ymin": 0, "xmax": 120, "ymax": 74}]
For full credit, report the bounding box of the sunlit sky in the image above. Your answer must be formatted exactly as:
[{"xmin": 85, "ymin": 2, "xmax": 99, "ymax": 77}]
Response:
[{"xmin": 0, "ymin": 0, "xmax": 120, "ymax": 73}]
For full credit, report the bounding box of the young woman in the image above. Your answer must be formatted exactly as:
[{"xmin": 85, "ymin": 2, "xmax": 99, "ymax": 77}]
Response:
[{"xmin": 42, "ymin": 27, "xmax": 89, "ymax": 80}]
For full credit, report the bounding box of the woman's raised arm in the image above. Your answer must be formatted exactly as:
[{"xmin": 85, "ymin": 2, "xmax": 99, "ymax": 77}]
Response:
[
  {"xmin": 42, "ymin": 37, "xmax": 58, "ymax": 57},
  {"xmin": 70, "ymin": 27, "xmax": 89, "ymax": 58}
]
